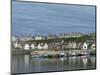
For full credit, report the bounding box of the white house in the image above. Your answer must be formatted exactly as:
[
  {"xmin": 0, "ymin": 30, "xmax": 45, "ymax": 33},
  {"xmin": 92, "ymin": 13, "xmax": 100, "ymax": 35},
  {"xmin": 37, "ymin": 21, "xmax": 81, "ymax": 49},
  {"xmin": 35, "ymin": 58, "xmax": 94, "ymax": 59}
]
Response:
[
  {"xmin": 31, "ymin": 44, "xmax": 35, "ymax": 49},
  {"xmin": 37, "ymin": 43, "xmax": 43, "ymax": 49},
  {"xmin": 24, "ymin": 44, "xmax": 30, "ymax": 50},
  {"xmin": 82, "ymin": 42, "xmax": 88, "ymax": 50},
  {"xmin": 13, "ymin": 42, "xmax": 18, "ymax": 48},
  {"xmin": 72, "ymin": 42, "xmax": 77, "ymax": 48},
  {"xmin": 43, "ymin": 43, "xmax": 48, "ymax": 49},
  {"xmin": 91, "ymin": 43, "xmax": 96, "ymax": 50},
  {"xmin": 35, "ymin": 36, "xmax": 43, "ymax": 40},
  {"xmin": 13, "ymin": 41, "xmax": 22, "ymax": 48}
]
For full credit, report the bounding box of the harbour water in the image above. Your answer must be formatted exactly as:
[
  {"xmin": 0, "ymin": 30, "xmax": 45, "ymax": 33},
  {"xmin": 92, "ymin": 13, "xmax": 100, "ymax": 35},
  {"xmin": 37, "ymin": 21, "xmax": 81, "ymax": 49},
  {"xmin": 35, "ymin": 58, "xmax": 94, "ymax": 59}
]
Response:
[{"xmin": 11, "ymin": 54, "xmax": 96, "ymax": 74}]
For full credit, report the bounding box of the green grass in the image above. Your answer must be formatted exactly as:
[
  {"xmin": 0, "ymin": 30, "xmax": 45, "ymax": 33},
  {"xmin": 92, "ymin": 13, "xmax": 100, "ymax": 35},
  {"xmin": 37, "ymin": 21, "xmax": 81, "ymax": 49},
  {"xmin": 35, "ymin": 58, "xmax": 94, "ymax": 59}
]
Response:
[{"xmin": 27, "ymin": 35, "xmax": 95, "ymax": 43}]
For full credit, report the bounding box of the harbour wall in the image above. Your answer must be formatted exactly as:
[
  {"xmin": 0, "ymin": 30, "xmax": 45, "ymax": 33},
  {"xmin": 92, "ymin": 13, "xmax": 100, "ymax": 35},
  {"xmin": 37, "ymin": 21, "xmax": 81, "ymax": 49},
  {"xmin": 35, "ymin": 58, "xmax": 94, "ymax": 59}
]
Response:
[{"xmin": 12, "ymin": 49, "xmax": 96, "ymax": 56}]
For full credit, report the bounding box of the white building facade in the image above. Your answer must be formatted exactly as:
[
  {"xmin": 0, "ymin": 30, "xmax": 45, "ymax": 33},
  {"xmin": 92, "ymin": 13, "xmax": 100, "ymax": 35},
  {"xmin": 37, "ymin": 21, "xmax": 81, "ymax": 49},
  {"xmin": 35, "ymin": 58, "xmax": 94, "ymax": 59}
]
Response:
[
  {"xmin": 31, "ymin": 44, "xmax": 35, "ymax": 49},
  {"xmin": 91, "ymin": 43, "xmax": 96, "ymax": 50},
  {"xmin": 43, "ymin": 43, "xmax": 48, "ymax": 49},
  {"xmin": 24, "ymin": 44, "xmax": 30, "ymax": 50},
  {"xmin": 82, "ymin": 42, "xmax": 88, "ymax": 50}
]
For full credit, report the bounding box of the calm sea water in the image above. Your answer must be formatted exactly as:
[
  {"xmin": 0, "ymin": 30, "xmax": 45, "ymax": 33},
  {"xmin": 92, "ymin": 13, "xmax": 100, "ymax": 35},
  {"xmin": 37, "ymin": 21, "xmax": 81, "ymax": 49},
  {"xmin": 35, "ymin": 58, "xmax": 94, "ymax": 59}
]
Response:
[
  {"xmin": 11, "ymin": 55, "xmax": 96, "ymax": 74},
  {"xmin": 12, "ymin": 1, "xmax": 95, "ymax": 36}
]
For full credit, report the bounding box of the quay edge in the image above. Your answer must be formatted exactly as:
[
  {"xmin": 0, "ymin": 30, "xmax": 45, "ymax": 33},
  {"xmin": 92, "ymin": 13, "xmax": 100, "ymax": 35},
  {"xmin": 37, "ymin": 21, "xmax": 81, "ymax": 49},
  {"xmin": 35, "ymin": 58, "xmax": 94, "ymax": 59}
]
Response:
[{"xmin": 12, "ymin": 49, "xmax": 96, "ymax": 57}]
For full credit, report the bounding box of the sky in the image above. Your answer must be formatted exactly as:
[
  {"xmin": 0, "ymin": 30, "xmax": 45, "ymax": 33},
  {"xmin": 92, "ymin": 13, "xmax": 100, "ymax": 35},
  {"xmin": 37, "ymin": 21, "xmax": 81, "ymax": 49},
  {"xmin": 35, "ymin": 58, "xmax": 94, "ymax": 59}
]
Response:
[{"xmin": 12, "ymin": 1, "xmax": 96, "ymax": 36}]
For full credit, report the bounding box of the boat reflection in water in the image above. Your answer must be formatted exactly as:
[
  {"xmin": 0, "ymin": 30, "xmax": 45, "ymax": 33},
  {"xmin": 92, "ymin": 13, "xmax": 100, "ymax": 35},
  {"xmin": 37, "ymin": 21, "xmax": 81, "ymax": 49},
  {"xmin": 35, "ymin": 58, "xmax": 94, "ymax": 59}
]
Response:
[{"xmin": 11, "ymin": 54, "xmax": 96, "ymax": 74}]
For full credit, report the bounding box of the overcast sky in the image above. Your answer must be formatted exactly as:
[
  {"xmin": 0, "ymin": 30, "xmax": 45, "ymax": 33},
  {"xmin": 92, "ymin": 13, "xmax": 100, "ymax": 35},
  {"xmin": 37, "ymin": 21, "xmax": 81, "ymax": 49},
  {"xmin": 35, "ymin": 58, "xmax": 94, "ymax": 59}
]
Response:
[{"xmin": 12, "ymin": 1, "xmax": 96, "ymax": 36}]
